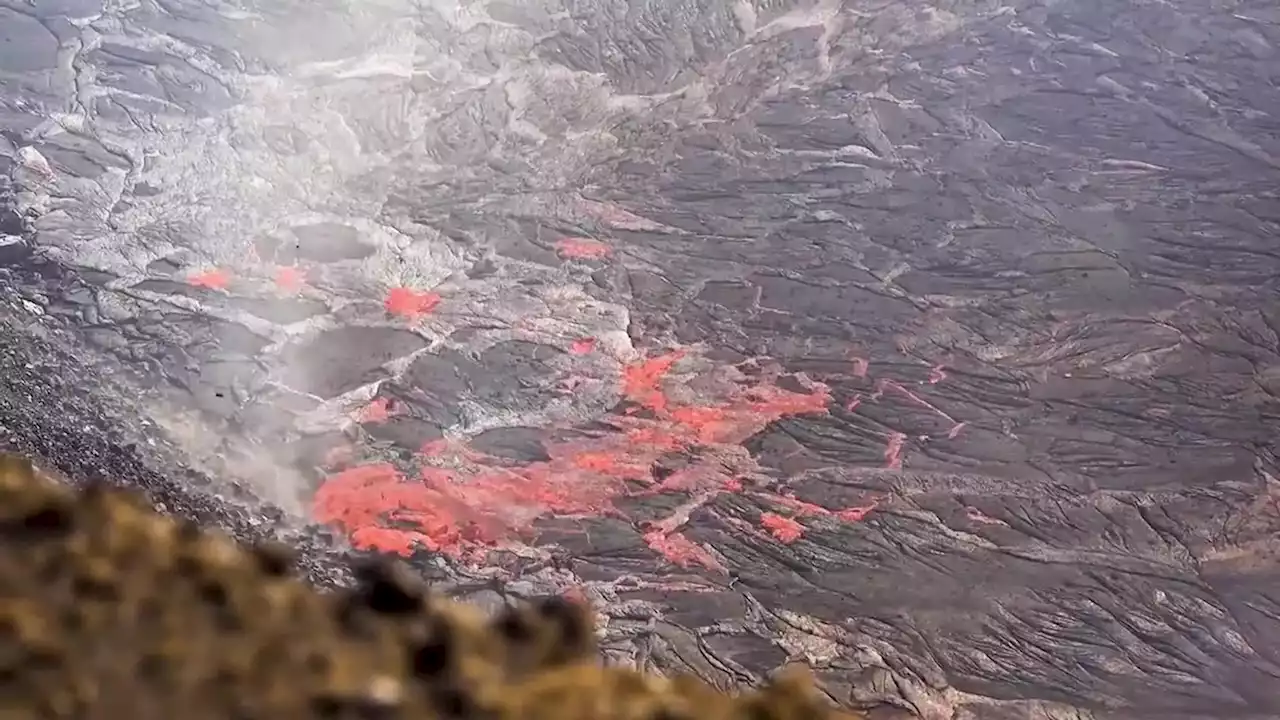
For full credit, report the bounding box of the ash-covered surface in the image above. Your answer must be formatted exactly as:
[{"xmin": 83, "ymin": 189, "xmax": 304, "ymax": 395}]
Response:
[{"xmin": 2, "ymin": 0, "xmax": 1279, "ymax": 718}]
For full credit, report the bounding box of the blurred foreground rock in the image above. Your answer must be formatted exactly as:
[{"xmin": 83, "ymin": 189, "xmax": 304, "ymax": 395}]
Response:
[{"xmin": 0, "ymin": 453, "xmax": 862, "ymax": 720}]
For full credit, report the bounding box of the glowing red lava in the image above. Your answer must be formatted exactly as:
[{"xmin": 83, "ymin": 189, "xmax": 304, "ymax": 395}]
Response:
[
  {"xmin": 275, "ymin": 265, "xmax": 306, "ymax": 292},
  {"xmin": 384, "ymin": 288, "xmax": 442, "ymax": 320},
  {"xmin": 555, "ymin": 238, "xmax": 612, "ymax": 260},
  {"xmin": 569, "ymin": 337, "xmax": 597, "ymax": 355},
  {"xmin": 760, "ymin": 512, "xmax": 805, "ymax": 543},
  {"xmin": 642, "ymin": 530, "xmax": 726, "ymax": 572},
  {"xmin": 188, "ymin": 268, "xmax": 231, "ymax": 290},
  {"xmin": 758, "ymin": 493, "xmax": 883, "ymax": 541},
  {"xmin": 312, "ymin": 348, "xmax": 867, "ymax": 569}
]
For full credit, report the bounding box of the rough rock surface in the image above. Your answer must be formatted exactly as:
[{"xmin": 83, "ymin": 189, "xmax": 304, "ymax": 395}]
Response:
[
  {"xmin": 0, "ymin": 0, "xmax": 1278, "ymax": 718},
  {"xmin": 0, "ymin": 454, "xmax": 856, "ymax": 720}
]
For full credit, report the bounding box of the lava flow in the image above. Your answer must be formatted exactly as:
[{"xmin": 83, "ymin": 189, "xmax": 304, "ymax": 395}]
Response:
[
  {"xmin": 384, "ymin": 287, "xmax": 441, "ymax": 320},
  {"xmin": 187, "ymin": 268, "xmax": 231, "ymax": 290},
  {"xmin": 311, "ymin": 349, "xmax": 882, "ymax": 569}
]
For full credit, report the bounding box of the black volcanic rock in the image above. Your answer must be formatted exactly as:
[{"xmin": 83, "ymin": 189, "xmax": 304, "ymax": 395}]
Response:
[{"xmin": 1, "ymin": 0, "xmax": 1278, "ymax": 718}]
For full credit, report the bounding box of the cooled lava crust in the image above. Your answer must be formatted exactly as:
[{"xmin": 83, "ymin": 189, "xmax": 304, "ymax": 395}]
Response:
[{"xmin": 1, "ymin": 0, "xmax": 1279, "ymax": 718}]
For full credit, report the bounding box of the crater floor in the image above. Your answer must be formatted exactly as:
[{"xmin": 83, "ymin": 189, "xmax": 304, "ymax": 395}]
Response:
[{"xmin": 2, "ymin": 0, "xmax": 1279, "ymax": 717}]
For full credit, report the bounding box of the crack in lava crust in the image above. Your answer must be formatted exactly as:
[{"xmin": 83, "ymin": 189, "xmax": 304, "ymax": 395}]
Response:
[{"xmin": 312, "ymin": 348, "xmax": 880, "ymax": 569}]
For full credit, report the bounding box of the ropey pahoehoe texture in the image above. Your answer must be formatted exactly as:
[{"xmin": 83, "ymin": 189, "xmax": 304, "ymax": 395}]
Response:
[{"xmin": 0, "ymin": 453, "xmax": 862, "ymax": 720}]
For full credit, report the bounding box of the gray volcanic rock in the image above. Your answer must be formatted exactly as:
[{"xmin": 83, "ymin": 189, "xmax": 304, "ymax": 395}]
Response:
[{"xmin": 2, "ymin": 0, "xmax": 1279, "ymax": 718}]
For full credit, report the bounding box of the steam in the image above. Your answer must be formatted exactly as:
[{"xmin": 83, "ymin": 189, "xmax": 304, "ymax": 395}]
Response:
[
  {"xmin": 11, "ymin": 0, "xmax": 646, "ymax": 525},
  {"xmin": 9, "ymin": 0, "xmax": 914, "ymax": 528}
]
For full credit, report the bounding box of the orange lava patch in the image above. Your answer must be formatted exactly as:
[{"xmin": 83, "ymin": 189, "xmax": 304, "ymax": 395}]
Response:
[
  {"xmin": 314, "ymin": 458, "xmax": 623, "ymax": 558},
  {"xmin": 763, "ymin": 493, "xmax": 883, "ymax": 540},
  {"xmin": 384, "ymin": 287, "xmax": 441, "ymax": 320},
  {"xmin": 760, "ymin": 512, "xmax": 804, "ymax": 543},
  {"xmin": 275, "ymin": 265, "xmax": 306, "ymax": 292},
  {"xmin": 187, "ymin": 268, "xmax": 231, "ymax": 290},
  {"xmin": 311, "ymin": 348, "xmax": 870, "ymax": 569},
  {"xmin": 622, "ymin": 351, "xmax": 684, "ymax": 413},
  {"xmin": 568, "ymin": 337, "xmax": 597, "ymax": 355},
  {"xmin": 642, "ymin": 530, "xmax": 725, "ymax": 573},
  {"xmin": 749, "ymin": 494, "xmax": 883, "ymax": 544},
  {"xmin": 555, "ymin": 238, "xmax": 611, "ymax": 260}
]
